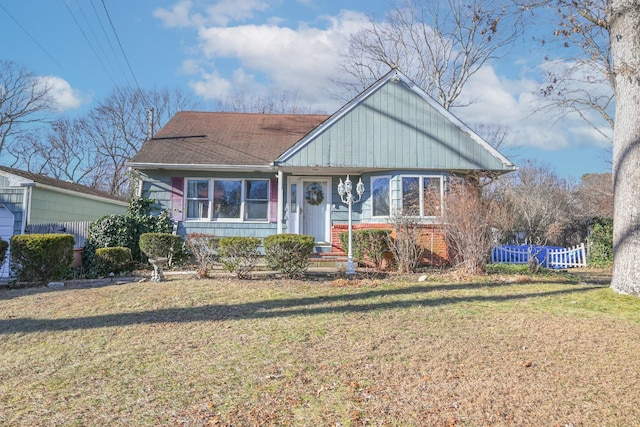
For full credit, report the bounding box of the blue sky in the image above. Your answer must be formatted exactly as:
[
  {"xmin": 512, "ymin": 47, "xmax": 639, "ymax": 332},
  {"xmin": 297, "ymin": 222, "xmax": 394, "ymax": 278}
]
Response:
[{"xmin": 1, "ymin": 0, "xmax": 612, "ymax": 180}]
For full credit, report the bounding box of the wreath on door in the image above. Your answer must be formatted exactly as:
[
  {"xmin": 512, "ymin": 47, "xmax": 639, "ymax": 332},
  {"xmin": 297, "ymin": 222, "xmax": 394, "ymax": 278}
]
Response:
[{"xmin": 304, "ymin": 183, "xmax": 324, "ymax": 206}]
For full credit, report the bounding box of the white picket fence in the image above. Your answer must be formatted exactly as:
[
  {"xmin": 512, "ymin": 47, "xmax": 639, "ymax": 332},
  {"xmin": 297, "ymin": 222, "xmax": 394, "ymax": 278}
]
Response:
[{"xmin": 491, "ymin": 243, "xmax": 587, "ymax": 269}]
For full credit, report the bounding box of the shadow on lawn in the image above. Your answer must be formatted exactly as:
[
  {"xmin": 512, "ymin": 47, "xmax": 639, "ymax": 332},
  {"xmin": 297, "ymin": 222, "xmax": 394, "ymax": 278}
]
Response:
[{"xmin": 0, "ymin": 281, "xmax": 601, "ymax": 335}]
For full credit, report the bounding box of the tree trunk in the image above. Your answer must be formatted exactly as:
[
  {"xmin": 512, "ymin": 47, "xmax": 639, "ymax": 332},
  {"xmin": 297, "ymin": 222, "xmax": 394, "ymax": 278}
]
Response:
[{"xmin": 610, "ymin": 0, "xmax": 640, "ymax": 294}]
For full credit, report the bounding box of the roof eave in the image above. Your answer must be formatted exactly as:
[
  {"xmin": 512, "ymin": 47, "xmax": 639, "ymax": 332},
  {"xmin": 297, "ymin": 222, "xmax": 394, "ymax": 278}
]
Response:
[{"xmin": 127, "ymin": 162, "xmax": 275, "ymax": 172}]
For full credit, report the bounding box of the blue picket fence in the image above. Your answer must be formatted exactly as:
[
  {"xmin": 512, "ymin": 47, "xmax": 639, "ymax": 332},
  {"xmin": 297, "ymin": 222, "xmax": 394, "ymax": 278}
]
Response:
[{"xmin": 491, "ymin": 243, "xmax": 587, "ymax": 269}]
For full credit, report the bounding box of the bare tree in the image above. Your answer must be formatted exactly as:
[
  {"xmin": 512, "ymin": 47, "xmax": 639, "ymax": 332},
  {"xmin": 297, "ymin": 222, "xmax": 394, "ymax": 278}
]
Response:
[
  {"xmin": 527, "ymin": 0, "xmax": 615, "ymax": 142},
  {"xmin": 573, "ymin": 172, "xmax": 613, "ymax": 220},
  {"xmin": 333, "ymin": 0, "xmax": 522, "ymax": 109},
  {"xmin": 11, "ymin": 118, "xmax": 99, "ymax": 185},
  {"xmin": 0, "ymin": 60, "xmax": 54, "ymax": 154},
  {"xmin": 215, "ymin": 89, "xmax": 313, "ymax": 114},
  {"xmin": 490, "ymin": 161, "xmax": 573, "ymax": 246},
  {"xmin": 9, "ymin": 86, "xmax": 201, "ymax": 196},
  {"xmin": 442, "ymin": 180, "xmax": 500, "ymax": 275},
  {"xmin": 518, "ymin": 1, "xmax": 640, "ymax": 295},
  {"xmin": 83, "ymin": 87, "xmax": 201, "ymax": 196}
]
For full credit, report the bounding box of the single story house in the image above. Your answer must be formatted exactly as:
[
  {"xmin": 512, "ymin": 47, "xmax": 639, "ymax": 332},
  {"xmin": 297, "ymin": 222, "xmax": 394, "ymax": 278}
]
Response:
[
  {"xmin": 128, "ymin": 69, "xmax": 515, "ymax": 264},
  {"xmin": 0, "ymin": 166, "xmax": 128, "ymax": 276}
]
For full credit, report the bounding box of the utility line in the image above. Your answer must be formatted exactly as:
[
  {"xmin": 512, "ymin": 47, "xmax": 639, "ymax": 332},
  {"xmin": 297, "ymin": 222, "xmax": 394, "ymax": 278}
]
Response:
[
  {"xmin": 62, "ymin": 0, "xmax": 127, "ymax": 90},
  {"xmin": 0, "ymin": 3, "xmax": 68, "ymax": 73},
  {"xmin": 100, "ymin": 0, "xmax": 150, "ymax": 108}
]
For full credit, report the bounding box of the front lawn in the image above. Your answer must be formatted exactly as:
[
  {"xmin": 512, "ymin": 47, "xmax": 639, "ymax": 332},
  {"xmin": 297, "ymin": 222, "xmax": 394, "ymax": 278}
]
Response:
[{"xmin": 1, "ymin": 269, "xmax": 638, "ymax": 426}]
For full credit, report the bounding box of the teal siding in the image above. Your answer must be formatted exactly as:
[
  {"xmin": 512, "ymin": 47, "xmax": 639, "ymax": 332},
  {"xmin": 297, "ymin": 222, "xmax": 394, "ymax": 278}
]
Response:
[
  {"xmin": 140, "ymin": 170, "xmax": 278, "ymax": 239},
  {"xmin": 279, "ymin": 79, "xmax": 510, "ymax": 172}
]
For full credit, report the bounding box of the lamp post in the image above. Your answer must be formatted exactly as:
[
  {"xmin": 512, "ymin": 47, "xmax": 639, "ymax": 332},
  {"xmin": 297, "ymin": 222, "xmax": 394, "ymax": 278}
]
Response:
[{"xmin": 337, "ymin": 175, "xmax": 365, "ymax": 275}]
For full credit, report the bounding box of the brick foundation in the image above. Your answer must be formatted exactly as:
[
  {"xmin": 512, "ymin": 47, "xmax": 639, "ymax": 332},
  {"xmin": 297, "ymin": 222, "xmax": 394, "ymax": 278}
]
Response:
[{"xmin": 329, "ymin": 223, "xmax": 449, "ymax": 266}]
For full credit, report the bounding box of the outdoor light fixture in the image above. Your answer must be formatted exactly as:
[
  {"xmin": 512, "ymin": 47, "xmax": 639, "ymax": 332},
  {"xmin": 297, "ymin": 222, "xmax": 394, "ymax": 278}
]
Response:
[{"xmin": 337, "ymin": 175, "xmax": 365, "ymax": 275}]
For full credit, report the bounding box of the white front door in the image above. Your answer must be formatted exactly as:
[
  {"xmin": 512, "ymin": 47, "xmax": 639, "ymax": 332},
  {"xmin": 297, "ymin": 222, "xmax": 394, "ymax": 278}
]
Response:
[{"xmin": 300, "ymin": 179, "xmax": 330, "ymax": 243}]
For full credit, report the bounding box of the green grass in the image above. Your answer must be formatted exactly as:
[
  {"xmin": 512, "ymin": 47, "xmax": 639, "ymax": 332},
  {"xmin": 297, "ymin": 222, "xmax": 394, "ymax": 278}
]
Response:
[{"xmin": 1, "ymin": 269, "xmax": 639, "ymax": 426}]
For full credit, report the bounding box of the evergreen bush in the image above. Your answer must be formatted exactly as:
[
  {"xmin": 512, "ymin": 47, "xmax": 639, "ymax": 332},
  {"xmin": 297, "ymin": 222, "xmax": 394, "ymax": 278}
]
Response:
[
  {"xmin": 0, "ymin": 238, "xmax": 8, "ymax": 266},
  {"xmin": 264, "ymin": 234, "xmax": 315, "ymax": 278},
  {"xmin": 10, "ymin": 234, "xmax": 74, "ymax": 282},
  {"xmin": 588, "ymin": 218, "xmax": 613, "ymax": 267},
  {"xmin": 218, "ymin": 237, "xmax": 261, "ymax": 279},
  {"xmin": 139, "ymin": 233, "xmax": 182, "ymax": 259},
  {"xmin": 84, "ymin": 197, "xmax": 173, "ymax": 271},
  {"xmin": 339, "ymin": 229, "xmax": 392, "ymax": 271},
  {"xmin": 94, "ymin": 247, "xmax": 132, "ymax": 275}
]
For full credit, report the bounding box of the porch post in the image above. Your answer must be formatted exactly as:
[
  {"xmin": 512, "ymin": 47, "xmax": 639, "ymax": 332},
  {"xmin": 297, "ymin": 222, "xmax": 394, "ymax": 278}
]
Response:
[{"xmin": 277, "ymin": 170, "xmax": 284, "ymax": 234}]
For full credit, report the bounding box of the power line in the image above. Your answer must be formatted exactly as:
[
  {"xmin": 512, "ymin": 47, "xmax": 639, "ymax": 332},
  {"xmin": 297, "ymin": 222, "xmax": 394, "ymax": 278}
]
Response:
[
  {"xmin": 62, "ymin": 0, "xmax": 128, "ymax": 90},
  {"xmin": 100, "ymin": 0, "xmax": 150, "ymax": 108},
  {"xmin": 0, "ymin": 3, "xmax": 68, "ymax": 73}
]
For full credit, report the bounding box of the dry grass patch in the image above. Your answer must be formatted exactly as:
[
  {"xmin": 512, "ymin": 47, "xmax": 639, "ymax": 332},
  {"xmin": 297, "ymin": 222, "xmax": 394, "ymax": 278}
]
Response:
[{"xmin": 1, "ymin": 269, "xmax": 639, "ymax": 426}]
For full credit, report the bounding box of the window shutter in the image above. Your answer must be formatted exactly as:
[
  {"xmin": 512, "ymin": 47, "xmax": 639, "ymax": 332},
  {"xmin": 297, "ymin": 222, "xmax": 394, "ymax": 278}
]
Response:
[
  {"xmin": 170, "ymin": 177, "xmax": 184, "ymax": 221},
  {"xmin": 269, "ymin": 178, "xmax": 278, "ymax": 223}
]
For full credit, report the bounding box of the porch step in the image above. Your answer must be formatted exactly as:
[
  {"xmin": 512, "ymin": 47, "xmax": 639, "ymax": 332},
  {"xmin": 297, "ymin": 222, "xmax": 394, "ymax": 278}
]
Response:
[{"xmin": 308, "ymin": 255, "xmax": 348, "ymax": 269}]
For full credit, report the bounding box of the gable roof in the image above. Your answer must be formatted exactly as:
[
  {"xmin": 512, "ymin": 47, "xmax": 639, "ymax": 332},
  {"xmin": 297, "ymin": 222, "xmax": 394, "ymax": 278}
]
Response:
[
  {"xmin": 274, "ymin": 69, "xmax": 515, "ymax": 174},
  {"xmin": 129, "ymin": 111, "xmax": 329, "ymax": 171},
  {"xmin": 0, "ymin": 166, "xmax": 127, "ymax": 204}
]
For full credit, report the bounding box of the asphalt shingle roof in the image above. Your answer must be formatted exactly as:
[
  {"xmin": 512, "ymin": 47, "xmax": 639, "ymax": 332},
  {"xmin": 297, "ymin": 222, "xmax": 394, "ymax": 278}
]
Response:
[
  {"xmin": 0, "ymin": 166, "xmax": 127, "ymax": 203},
  {"xmin": 130, "ymin": 111, "xmax": 329, "ymax": 166}
]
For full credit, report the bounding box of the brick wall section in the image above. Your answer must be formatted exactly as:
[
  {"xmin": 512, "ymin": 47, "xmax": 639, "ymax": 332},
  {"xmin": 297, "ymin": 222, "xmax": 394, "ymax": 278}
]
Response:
[{"xmin": 330, "ymin": 223, "xmax": 449, "ymax": 266}]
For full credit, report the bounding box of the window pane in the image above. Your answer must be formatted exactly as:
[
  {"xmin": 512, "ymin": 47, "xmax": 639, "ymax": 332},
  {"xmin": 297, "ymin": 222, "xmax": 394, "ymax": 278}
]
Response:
[
  {"xmin": 246, "ymin": 180, "xmax": 268, "ymax": 200},
  {"xmin": 246, "ymin": 201, "xmax": 269, "ymax": 220},
  {"xmin": 213, "ymin": 180, "xmax": 241, "ymax": 219},
  {"xmin": 186, "ymin": 179, "xmax": 209, "ymax": 219},
  {"xmin": 372, "ymin": 177, "xmax": 390, "ymax": 216},
  {"xmin": 402, "ymin": 177, "xmax": 420, "ymax": 214},
  {"xmin": 187, "ymin": 180, "xmax": 208, "ymax": 199},
  {"xmin": 290, "ymin": 184, "xmax": 297, "ymax": 210},
  {"xmin": 422, "ymin": 177, "xmax": 441, "ymax": 216},
  {"xmin": 187, "ymin": 200, "xmax": 209, "ymax": 219}
]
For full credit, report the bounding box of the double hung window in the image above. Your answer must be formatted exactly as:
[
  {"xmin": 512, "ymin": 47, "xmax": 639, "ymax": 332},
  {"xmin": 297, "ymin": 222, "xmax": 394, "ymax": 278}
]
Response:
[
  {"xmin": 401, "ymin": 176, "xmax": 443, "ymax": 217},
  {"xmin": 185, "ymin": 178, "xmax": 269, "ymax": 221}
]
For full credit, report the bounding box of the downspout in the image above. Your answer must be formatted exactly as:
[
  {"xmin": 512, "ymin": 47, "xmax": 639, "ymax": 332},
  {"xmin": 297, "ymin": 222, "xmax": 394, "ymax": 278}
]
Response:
[
  {"xmin": 277, "ymin": 170, "xmax": 284, "ymax": 234},
  {"xmin": 20, "ymin": 183, "xmax": 35, "ymax": 234}
]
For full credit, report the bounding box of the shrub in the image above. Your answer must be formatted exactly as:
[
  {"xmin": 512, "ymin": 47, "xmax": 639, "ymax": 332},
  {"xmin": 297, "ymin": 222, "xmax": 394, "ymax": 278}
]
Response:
[
  {"xmin": 339, "ymin": 229, "xmax": 391, "ymax": 271},
  {"xmin": 185, "ymin": 233, "xmax": 220, "ymax": 278},
  {"xmin": 0, "ymin": 238, "xmax": 8, "ymax": 266},
  {"xmin": 139, "ymin": 233, "xmax": 182, "ymax": 259},
  {"xmin": 588, "ymin": 218, "xmax": 613, "ymax": 267},
  {"xmin": 10, "ymin": 234, "xmax": 74, "ymax": 282},
  {"xmin": 94, "ymin": 247, "xmax": 132, "ymax": 275},
  {"xmin": 387, "ymin": 208, "xmax": 424, "ymax": 273},
  {"xmin": 84, "ymin": 197, "xmax": 173, "ymax": 270},
  {"xmin": 264, "ymin": 234, "xmax": 315, "ymax": 278},
  {"xmin": 218, "ymin": 237, "xmax": 261, "ymax": 279}
]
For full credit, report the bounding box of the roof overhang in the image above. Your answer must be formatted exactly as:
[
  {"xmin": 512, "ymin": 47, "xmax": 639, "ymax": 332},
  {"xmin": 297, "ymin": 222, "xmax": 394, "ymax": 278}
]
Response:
[{"xmin": 127, "ymin": 162, "xmax": 275, "ymax": 173}]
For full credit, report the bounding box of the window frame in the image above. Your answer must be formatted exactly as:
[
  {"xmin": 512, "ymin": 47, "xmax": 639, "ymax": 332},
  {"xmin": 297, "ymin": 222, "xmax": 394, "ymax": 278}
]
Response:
[
  {"xmin": 183, "ymin": 177, "xmax": 271, "ymax": 223},
  {"xmin": 185, "ymin": 178, "xmax": 211, "ymax": 220},
  {"xmin": 244, "ymin": 179, "xmax": 270, "ymax": 221},
  {"xmin": 371, "ymin": 175, "xmax": 391, "ymax": 218},
  {"xmin": 400, "ymin": 174, "xmax": 444, "ymax": 218}
]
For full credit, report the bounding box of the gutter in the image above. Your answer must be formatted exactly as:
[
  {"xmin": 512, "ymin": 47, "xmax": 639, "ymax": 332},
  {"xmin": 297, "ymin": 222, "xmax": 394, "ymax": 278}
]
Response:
[
  {"xmin": 126, "ymin": 162, "xmax": 275, "ymax": 172},
  {"xmin": 20, "ymin": 182, "xmax": 35, "ymax": 234}
]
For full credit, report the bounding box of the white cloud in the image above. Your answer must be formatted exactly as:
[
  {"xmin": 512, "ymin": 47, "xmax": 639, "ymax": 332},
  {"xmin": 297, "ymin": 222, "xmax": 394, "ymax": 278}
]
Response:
[
  {"xmin": 154, "ymin": 0, "xmax": 196, "ymax": 28},
  {"xmin": 154, "ymin": 0, "xmax": 271, "ymax": 28},
  {"xmin": 452, "ymin": 64, "xmax": 611, "ymax": 152},
  {"xmin": 155, "ymin": 1, "xmax": 610, "ymax": 158},
  {"xmin": 189, "ymin": 71, "xmax": 233, "ymax": 99},
  {"xmin": 184, "ymin": 10, "xmax": 368, "ymax": 111},
  {"xmin": 36, "ymin": 76, "xmax": 85, "ymax": 112}
]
